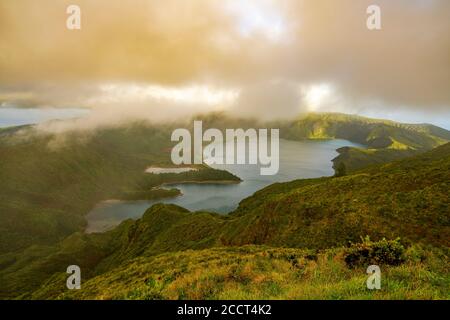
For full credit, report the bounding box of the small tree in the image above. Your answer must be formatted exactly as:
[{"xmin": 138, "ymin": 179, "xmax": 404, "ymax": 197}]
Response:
[{"xmin": 335, "ymin": 162, "xmax": 347, "ymax": 177}]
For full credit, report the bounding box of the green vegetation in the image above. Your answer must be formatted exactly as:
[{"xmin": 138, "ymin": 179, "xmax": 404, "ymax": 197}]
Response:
[
  {"xmin": 280, "ymin": 113, "xmax": 450, "ymax": 172},
  {"xmin": 0, "ymin": 141, "xmax": 448, "ymax": 299},
  {"xmin": 30, "ymin": 245, "xmax": 450, "ymax": 300},
  {"xmin": 334, "ymin": 162, "xmax": 347, "ymax": 177},
  {"xmin": 0, "ymin": 113, "xmax": 448, "ymax": 300},
  {"xmin": 282, "ymin": 113, "xmax": 450, "ymax": 148},
  {"xmin": 344, "ymin": 237, "xmax": 405, "ymax": 268}
]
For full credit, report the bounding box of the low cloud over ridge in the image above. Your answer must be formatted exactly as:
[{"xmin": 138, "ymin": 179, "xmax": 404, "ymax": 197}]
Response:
[{"xmin": 0, "ymin": 0, "xmax": 449, "ymax": 125}]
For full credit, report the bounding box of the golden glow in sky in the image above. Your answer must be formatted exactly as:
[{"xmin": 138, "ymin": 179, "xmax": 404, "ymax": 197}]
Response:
[
  {"xmin": 303, "ymin": 84, "xmax": 333, "ymax": 112},
  {"xmin": 92, "ymin": 84, "xmax": 239, "ymax": 107},
  {"xmin": 0, "ymin": 0, "xmax": 449, "ymax": 126}
]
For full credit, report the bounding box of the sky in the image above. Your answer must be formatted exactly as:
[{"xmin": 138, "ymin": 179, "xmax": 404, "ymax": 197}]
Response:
[{"xmin": 0, "ymin": 0, "xmax": 449, "ymax": 129}]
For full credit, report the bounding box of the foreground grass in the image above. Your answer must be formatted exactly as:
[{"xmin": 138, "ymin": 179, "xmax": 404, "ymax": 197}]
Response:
[{"xmin": 32, "ymin": 245, "xmax": 449, "ymax": 300}]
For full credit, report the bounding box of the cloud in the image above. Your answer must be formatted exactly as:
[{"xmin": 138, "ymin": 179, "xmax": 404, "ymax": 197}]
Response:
[
  {"xmin": 0, "ymin": 0, "xmax": 244, "ymax": 84},
  {"xmin": 280, "ymin": 0, "xmax": 450, "ymax": 110},
  {"xmin": 229, "ymin": 81, "xmax": 303, "ymax": 121},
  {"xmin": 0, "ymin": 0, "xmax": 449, "ymax": 123}
]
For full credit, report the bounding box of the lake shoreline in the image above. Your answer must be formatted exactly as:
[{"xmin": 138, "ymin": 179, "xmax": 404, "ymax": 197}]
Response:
[
  {"xmin": 161, "ymin": 179, "xmax": 242, "ymax": 186},
  {"xmin": 90, "ymin": 178, "xmax": 242, "ymax": 206}
]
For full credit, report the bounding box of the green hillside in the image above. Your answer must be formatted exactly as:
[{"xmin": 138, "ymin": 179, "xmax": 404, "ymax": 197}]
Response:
[
  {"xmin": 280, "ymin": 113, "xmax": 450, "ymax": 172},
  {"xmin": 1, "ymin": 142, "xmax": 448, "ymax": 299},
  {"xmin": 283, "ymin": 113, "xmax": 450, "ymax": 147}
]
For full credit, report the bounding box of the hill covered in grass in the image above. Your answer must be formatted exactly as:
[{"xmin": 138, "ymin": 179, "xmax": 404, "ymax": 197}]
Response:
[
  {"xmin": 283, "ymin": 113, "xmax": 450, "ymax": 147},
  {"xmin": 1, "ymin": 142, "xmax": 448, "ymax": 299},
  {"xmin": 279, "ymin": 113, "xmax": 450, "ymax": 172}
]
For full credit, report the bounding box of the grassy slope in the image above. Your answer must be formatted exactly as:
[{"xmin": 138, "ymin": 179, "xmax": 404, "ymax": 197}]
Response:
[
  {"xmin": 1, "ymin": 143, "xmax": 448, "ymax": 299},
  {"xmin": 32, "ymin": 245, "xmax": 449, "ymax": 300}
]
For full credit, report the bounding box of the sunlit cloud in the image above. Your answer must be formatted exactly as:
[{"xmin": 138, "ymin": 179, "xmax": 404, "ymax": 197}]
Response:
[
  {"xmin": 225, "ymin": 0, "xmax": 289, "ymax": 41},
  {"xmin": 0, "ymin": 0, "xmax": 449, "ymax": 127},
  {"xmin": 89, "ymin": 83, "xmax": 239, "ymax": 107},
  {"xmin": 302, "ymin": 84, "xmax": 334, "ymax": 112}
]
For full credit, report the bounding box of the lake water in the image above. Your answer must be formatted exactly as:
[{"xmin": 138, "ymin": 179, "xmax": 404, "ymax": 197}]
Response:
[
  {"xmin": 145, "ymin": 167, "xmax": 198, "ymax": 174},
  {"xmin": 86, "ymin": 139, "xmax": 363, "ymax": 233}
]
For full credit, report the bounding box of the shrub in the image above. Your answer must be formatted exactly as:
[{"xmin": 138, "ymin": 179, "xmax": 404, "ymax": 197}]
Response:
[
  {"xmin": 344, "ymin": 236, "xmax": 405, "ymax": 268},
  {"xmin": 334, "ymin": 162, "xmax": 347, "ymax": 177}
]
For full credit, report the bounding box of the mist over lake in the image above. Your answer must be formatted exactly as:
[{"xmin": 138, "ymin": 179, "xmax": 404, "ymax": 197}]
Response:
[
  {"xmin": 86, "ymin": 139, "xmax": 363, "ymax": 233},
  {"xmin": 0, "ymin": 107, "xmax": 89, "ymax": 128}
]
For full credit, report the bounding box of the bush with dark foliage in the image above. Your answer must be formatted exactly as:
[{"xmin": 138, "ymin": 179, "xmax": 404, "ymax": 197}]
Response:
[{"xmin": 344, "ymin": 237, "xmax": 405, "ymax": 268}]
